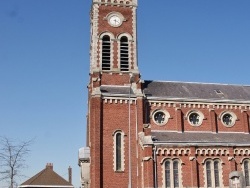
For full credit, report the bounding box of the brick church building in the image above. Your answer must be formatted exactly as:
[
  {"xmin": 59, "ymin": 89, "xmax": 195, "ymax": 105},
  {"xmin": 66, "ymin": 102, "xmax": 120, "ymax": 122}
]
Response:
[{"xmin": 78, "ymin": 0, "xmax": 250, "ymax": 187}]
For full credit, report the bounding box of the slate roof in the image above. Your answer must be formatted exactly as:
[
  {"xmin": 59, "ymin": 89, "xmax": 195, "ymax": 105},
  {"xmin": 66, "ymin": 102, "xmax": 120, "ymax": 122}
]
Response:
[
  {"xmin": 100, "ymin": 85, "xmax": 134, "ymax": 96},
  {"xmin": 99, "ymin": 81, "xmax": 250, "ymax": 103},
  {"xmin": 19, "ymin": 163, "xmax": 73, "ymax": 188},
  {"xmin": 143, "ymin": 80, "xmax": 250, "ymax": 102},
  {"xmin": 151, "ymin": 131, "xmax": 250, "ymax": 146}
]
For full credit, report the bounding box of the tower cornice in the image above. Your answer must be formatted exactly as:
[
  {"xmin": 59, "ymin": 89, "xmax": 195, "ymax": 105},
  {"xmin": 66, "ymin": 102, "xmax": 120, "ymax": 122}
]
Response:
[{"xmin": 93, "ymin": 0, "xmax": 137, "ymax": 7}]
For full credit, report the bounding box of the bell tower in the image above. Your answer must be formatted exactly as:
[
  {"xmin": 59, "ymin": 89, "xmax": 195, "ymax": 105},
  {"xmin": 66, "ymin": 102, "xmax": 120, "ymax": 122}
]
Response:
[
  {"xmin": 86, "ymin": 1, "xmax": 143, "ymax": 188},
  {"xmin": 90, "ymin": 0, "xmax": 139, "ymax": 86}
]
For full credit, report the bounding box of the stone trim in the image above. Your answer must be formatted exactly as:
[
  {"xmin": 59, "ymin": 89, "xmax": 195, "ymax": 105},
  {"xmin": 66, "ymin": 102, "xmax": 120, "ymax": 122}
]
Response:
[
  {"xmin": 148, "ymin": 100, "xmax": 250, "ymax": 110},
  {"xmin": 218, "ymin": 111, "xmax": 237, "ymax": 127},
  {"xmin": 240, "ymin": 157, "xmax": 250, "ymax": 164},
  {"xmin": 138, "ymin": 132, "xmax": 153, "ymax": 148},
  {"xmin": 90, "ymin": 4, "xmax": 99, "ymax": 73},
  {"xmin": 131, "ymin": 6, "xmax": 138, "ymax": 72},
  {"xmin": 156, "ymin": 148, "xmax": 190, "ymax": 156},
  {"xmin": 93, "ymin": 0, "xmax": 137, "ymax": 7},
  {"xmin": 103, "ymin": 98, "xmax": 136, "ymax": 104},
  {"xmin": 151, "ymin": 109, "xmax": 171, "ymax": 126},
  {"xmin": 234, "ymin": 148, "xmax": 250, "ymax": 156},
  {"xmin": 196, "ymin": 148, "xmax": 229, "ymax": 156}
]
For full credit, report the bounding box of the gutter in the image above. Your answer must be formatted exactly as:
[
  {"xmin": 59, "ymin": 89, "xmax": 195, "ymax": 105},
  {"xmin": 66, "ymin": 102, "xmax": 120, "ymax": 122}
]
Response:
[
  {"xmin": 146, "ymin": 96, "xmax": 250, "ymax": 104},
  {"xmin": 18, "ymin": 186, "xmax": 74, "ymax": 188},
  {"xmin": 152, "ymin": 142, "xmax": 250, "ymax": 147}
]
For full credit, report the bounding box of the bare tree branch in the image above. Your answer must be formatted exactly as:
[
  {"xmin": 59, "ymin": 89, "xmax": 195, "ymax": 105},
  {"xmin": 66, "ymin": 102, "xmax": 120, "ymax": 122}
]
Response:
[{"xmin": 0, "ymin": 136, "xmax": 34, "ymax": 188}]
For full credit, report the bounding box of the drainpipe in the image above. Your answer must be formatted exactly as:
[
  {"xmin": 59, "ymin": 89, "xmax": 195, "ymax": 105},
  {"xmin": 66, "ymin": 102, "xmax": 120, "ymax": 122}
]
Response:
[
  {"xmin": 153, "ymin": 146, "xmax": 158, "ymax": 188},
  {"xmin": 128, "ymin": 73, "xmax": 134, "ymax": 188}
]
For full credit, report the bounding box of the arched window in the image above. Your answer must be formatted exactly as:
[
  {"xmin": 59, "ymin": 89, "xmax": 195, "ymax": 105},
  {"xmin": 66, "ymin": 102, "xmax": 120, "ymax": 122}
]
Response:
[
  {"xmin": 115, "ymin": 132, "xmax": 122, "ymax": 171},
  {"xmin": 243, "ymin": 159, "xmax": 250, "ymax": 186},
  {"xmin": 214, "ymin": 161, "xmax": 220, "ymax": 187},
  {"xmin": 113, "ymin": 131, "xmax": 124, "ymax": 172},
  {"xmin": 173, "ymin": 161, "xmax": 179, "ymax": 187},
  {"xmin": 204, "ymin": 159, "xmax": 222, "ymax": 188},
  {"xmin": 206, "ymin": 161, "xmax": 212, "ymax": 187},
  {"xmin": 120, "ymin": 36, "xmax": 129, "ymax": 71},
  {"xmin": 164, "ymin": 159, "xmax": 181, "ymax": 188},
  {"xmin": 165, "ymin": 161, "xmax": 171, "ymax": 187},
  {"xmin": 102, "ymin": 35, "xmax": 111, "ymax": 70}
]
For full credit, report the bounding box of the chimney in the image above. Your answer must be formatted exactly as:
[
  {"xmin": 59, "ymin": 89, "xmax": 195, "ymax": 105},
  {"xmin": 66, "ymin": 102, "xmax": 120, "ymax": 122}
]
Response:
[
  {"xmin": 46, "ymin": 163, "xmax": 53, "ymax": 170},
  {"xmin": 68, "ymin": 166, "xmax": 72, "ymax": 184}
]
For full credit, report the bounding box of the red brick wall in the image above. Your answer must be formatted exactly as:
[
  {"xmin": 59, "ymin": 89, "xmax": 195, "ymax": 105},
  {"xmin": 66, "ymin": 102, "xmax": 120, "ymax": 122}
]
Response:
[
  {"xmin": 98, "ymin": 6, "xmax": 133, "ymax": 37},
  {"xmin": 89, "ymin": 97, "xmax": 145, "ymax": 187},
  {"xmin": 149, "ymin": 105, "xmax": 249, "ymax": 133},
  {"xmin": 154, "ymin": 146, "xmax": 250, "ymax": 187}
]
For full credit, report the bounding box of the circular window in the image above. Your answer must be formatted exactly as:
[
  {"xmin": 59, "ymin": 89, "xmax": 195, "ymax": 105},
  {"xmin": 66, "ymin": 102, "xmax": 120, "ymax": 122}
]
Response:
[
  {"xmin": 187, "ymin": 110, "xmax": 204, "ymax": 126},
  {"xmin": 221, "ymin": 112, "xmax": 236, "ymax": 127},
  {"xmin": 152, "ymin": 110, "xmax": 170, "ymax": 126}
]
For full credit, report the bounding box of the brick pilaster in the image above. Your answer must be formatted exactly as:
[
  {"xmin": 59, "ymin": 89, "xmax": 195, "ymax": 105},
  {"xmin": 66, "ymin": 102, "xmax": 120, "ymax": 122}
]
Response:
[
  {"xmin": 209, "ymin": 109, "xmax": 217, "ymax": 133},
  {"xmin": 143, "ymin": 146, "xmax": 154, "ymax": 188},
  {"xmin": 228, "ymin": 147, "xmax": 237, "ymax": 172},
  {"xmin": 190, "ymin": 147, "xmax": 198, "ymax": 187},
  {"xmin": 176, "ymin": 108, "xmax": 183, "ymax": 132},
  {"xmin": 242, "ymin": 110, "xmax": 250, "ymax": 133},
  {"xmin": 90, "ymin": 96, "xmax": 102, "ymax": 188}
]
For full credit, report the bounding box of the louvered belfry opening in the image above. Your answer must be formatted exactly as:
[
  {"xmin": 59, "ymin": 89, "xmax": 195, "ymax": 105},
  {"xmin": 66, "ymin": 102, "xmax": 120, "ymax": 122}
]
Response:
[
  {"xmin": 102, "ymin": 35, "xmax": 111, "ymax": 71},
  {"xmin": 120, "ymin": 36, "xmax": 129, "ymax": 71}
]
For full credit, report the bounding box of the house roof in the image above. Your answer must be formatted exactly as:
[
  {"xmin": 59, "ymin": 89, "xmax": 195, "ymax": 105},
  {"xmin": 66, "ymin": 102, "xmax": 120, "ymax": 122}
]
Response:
[
  {"xmin": 19, "ymin": 163, "xmax": 73, "ymax": 188},
  {"xmin": 143, "ymin": 80, "xmax": 250, "ymax": 103},
  {"xmin": 151, "ymin": 131, "xmax": 250, "ymax": 147}
]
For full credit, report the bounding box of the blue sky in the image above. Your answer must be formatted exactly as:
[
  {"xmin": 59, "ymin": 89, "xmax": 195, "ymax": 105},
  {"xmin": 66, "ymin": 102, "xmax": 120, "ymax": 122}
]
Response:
[{"xmin": 0, "ymin": 0, "xmax": 250, "ymax": 187}]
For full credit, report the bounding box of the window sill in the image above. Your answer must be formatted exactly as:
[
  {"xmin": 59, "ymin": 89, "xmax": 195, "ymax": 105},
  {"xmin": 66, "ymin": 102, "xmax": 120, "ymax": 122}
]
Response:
[{"xmin": 115, "ymin": 170, "xmax": 125, "ymax": 173}]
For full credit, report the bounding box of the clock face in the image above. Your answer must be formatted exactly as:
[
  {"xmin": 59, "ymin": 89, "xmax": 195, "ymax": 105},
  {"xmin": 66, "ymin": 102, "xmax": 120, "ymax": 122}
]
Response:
[{"xmin": 109, "ymin": 15, "xmax": 122, "ymax": 27}]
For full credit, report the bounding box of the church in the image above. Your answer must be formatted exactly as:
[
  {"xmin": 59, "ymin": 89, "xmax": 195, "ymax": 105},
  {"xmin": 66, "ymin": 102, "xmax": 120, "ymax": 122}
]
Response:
[{"xmin": 78, "ymin": 0, "xmax": 250, "ymax": 187}]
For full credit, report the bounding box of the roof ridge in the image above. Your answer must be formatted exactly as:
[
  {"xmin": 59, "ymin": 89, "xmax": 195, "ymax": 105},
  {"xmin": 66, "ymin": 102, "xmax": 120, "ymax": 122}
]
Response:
[
  {"xmin": 21, "ymin": 168, "xmax": 46, "ymax": 185},
  {"xmin": 20, "ymin": 165, "xmax": 72, "ymax": 186},
  {"xmin": 49, "ymin": 168, "xmax": 72, "ymax": 185},
  {"xmin": 144, "ymin": 79, "xmax": 250, "ymax": 87}
]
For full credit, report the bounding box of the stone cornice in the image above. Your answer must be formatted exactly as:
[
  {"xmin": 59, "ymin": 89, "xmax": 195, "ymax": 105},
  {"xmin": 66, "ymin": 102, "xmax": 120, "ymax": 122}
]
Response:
[
  {"xmin": 93, "ymin": 0, "xmax": 137, "ymax": 7},
  {"xmin": 147, "ymin": 100, "xmax": 250, "ymax": 110}
]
